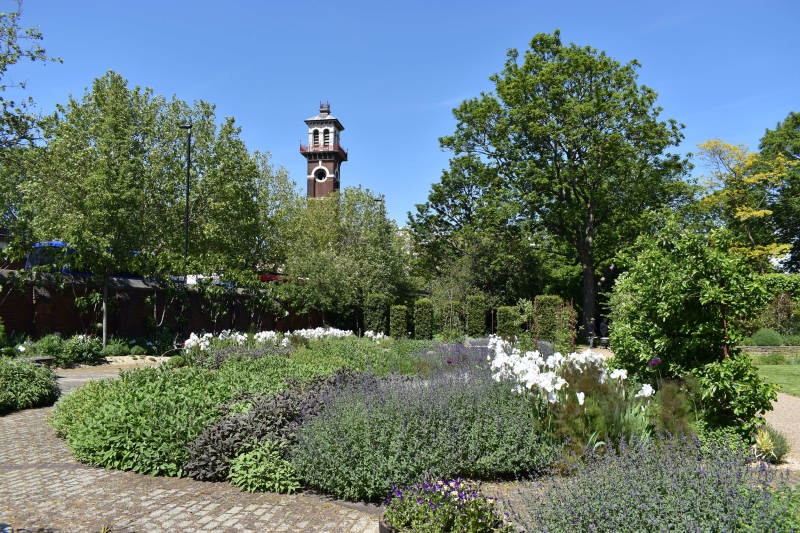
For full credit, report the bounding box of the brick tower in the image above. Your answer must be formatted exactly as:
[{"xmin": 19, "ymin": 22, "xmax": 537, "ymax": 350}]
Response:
[{"xmin": 300, "ymin": 102, "xmax": 347, "ymax": 198}]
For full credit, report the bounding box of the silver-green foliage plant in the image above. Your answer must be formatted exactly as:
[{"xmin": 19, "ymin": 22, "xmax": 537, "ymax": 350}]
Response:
[
  {"xmin": 0, "ymin": 358, "xmax": 60, "ymax": 413},
  {"xmin": 609, "ymin": 218, "xmax": 777, "ymax": 433},
  {"xmin": 510, "ymin": 434, "xmax": 799, "ymax": 533},
  {"xmin": 228, "ymin": 440, "xmax": 300, "ymax": 494}
]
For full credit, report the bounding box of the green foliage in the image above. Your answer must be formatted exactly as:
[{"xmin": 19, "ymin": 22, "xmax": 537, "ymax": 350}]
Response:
[
  {"xmin": 390, "ymin": 305, "xmax": 409, "ymax": 339},
  {"xmin": 30, "ymin": 333, "xmax": 64, "ymax": 360},
  {"xmin": 101, "ymin": 341, "xmax": 130, "ymax": 357},
  {"xmin": 751, "ymin": 328, "xmax": 784, "ymax": 346},
  {"xmin": 166, "ymin": 355, "xmax": 186, "ymax": 368},
  {"xmin": 413, "ymin": 298, "xmax": 434, "ymax": 340},
  {"xmin": 756, "ymin": 365, "xmax": 800, "ymax": 397},
  {"xmin": 752, "ymin": 424, "xmax": 791, "ymax": 464},
  {"xmin": 609, "ymin": 217, "xmax": 775, "ymax": 431},
  {"xmin": 129, "ymin": 345, "xmax": 146, "ymax": 356},
  {"xmin": 228, "ymin": 440, "xmax": 300, "ymax": 494},
  {"xmin": 534, "ymin": 295, "xmax": 561, "ymax": 342},
  {"xmin": 495, "ymin": 306, "xmax": 521, "ymax": 338},
  {"xmin": 0, "ymin": 358, "xmax": 60, "ymax": 413},
  {"xmin": 694, "ymin": 352, "xmax": 777, "ymax": 434},
  {"xmin": 61, "ymin": 335, "xmax": 104, "ymax": 366},
  {"xmin": 465, "ymin": 294, "xmax": 486, "ymax": 337},
  {"xmin": 364, "ymin": 293, "xmax": 389, "ymax": 334}
]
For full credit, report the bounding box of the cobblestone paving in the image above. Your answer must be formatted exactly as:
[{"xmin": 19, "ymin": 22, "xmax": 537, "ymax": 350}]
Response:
[{"xmin": 1, "ymin": 365, "xmax": 380, "ymax": 533}]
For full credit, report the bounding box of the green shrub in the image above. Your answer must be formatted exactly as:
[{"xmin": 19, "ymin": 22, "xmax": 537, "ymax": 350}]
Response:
[
  {"xmin": 534, "ymin": 295, "xmax": 562, "ymax": 342},
  {"xmin": 0, "ymin": 358, "xmax": 61, "ymax": 413},
  {"xmin": 753, "ymin": 424, "xmax": 791, "ymax": 464},
  {"xmin": 129, "ymin": 345, "xmax": 147, "ymax": 356},
  {"xmin": 167, "ymin": 355, "xmax": 187, "ymax": 368},
  {"xmin": 784, "ymin": 335, "xmax": 800, "ymax": 346},
  {"xmin": 390, "ymin": 305, "xmax": 408, "ymax": 339},
  {"xmin": 754, "ymin": 352, "xmax": 788, "ymax": 365},
  {"xmin": 0, "ymin": 317, "xmax": 5, "ymax": 346},
  {"xmin": 31, "ymin": 334, "xmax": 65, "ymax": 362},
  {"xmin": 364, "ymin": 293, "xmax": 389, "ymax": 334},
  {"xmin": 751, "ymin": 328, "xmax": 784, "ymax": 346},
  {"xmin": 228, "ymin": 440, "xmax": 301, "ymax": 494},
  {"xmin": 496, "ymin": 306, "xmax": 521, "ymax": 338},
  {"xmin": 465, "ymin": 294, "xmax": 487, "ymax": 337},
  {"xmin": 101, "ymin": 342, "xmax": 130, "ymax": 357},
  {"xmin": 413, "ymin": 298, "xmax": 434, "ymax": 340},
  {"xmin": 293, "ymin": 365, "xmax": 554, "ymax": 501},
  {"xmin": 61, "ymin": 335, "xmax": 104, "ymax": 367},
  {"xmin": 48, "ymin": 378, "xmax": 118, "ymax": 437}
]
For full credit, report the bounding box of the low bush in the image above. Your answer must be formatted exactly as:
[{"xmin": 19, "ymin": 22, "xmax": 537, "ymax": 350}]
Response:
[
  {"xmin": 510, "ymin": 434, "xmax": 799, "ymax": 533},
  {"xmin": 784, "ymin": 334, "xmax": 800, "ymax": 346},
  {"xmin": 190, "ymin": 345, "xmax": 293, "ymax": 370},
  {"xmin": 390, "ymin": 305, "xmax": 408, "ymax": 339},
  {"xmin": 184, "ymin": 370, "xmax": 373, "ymax": 482},
  {"xmin": 752, "ymin": 328, "xmax": 784, "ymax": 346},
  {"xmin": 30, "ymin": 333, "xmax": 64, "ymax": 361},
  {"xmin": 101, "ymin": 341, "xmax": 130, "ymax": 357},
  {"xmin": 0, "ymin": 358, "xmax": 61, "ymax": 413},
  {"xmin": 753, "ymin": 424, "xmax": 791, "ymax": 464},
  {"xmin": 129, "ymin": 345, "xmax": 147, "ymax": 356},
  {"xmin": 61, "ymin": 335, "xmax": 104, "ymax": 366},
  {"xmin": 292, "ymin": 362, "xmax": 554, "ymax": 501},
  {"xmin": 228, "ymin": 440, "xmax": 301, "ymax": 494},
  {"xmin": 49, "ymin": 355, "xmax": 335, "ymax": 477}
]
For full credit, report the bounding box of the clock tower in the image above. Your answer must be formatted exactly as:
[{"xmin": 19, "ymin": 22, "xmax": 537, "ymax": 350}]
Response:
[{"xmin": 300, "ymin": 102, "xmax": 347, "ymax": 198}]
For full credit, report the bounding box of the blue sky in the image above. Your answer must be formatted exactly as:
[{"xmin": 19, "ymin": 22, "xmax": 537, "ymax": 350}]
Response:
[{"xmin": 6, "ymin": 0, "xmax": 799, "ymax": 224}]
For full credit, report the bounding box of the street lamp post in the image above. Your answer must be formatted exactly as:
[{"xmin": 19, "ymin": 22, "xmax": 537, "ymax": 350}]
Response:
[{"xmin": 179, "ymin": 123, "xmax": 192, "ymax": 262}]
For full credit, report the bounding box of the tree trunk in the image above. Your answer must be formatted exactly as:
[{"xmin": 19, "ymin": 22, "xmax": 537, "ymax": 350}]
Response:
[
  {"xmin": 581, "ymin": 260, "xmax": 596, "ymax": 331},
  {"xmin": 102, "ymin": 273, "xmax": 108, "ymax": 348}
]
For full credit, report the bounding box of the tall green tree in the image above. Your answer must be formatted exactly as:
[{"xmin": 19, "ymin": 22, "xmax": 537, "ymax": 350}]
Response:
[
  {"xmin": 283, "ymin": 187, "xmax": 409, "ymax": 329},
  {"xmin": 759, "ymin": 111, "xmax": 800, "ymax": 272},
  {"xmin": 437, "ymin": 30, "xmax": 691, "ymax": 327}
]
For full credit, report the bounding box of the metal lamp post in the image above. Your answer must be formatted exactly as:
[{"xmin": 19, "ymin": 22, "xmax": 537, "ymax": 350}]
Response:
[{"xmin": 179, "ymin": 123, "xmax": 192, "ymax": 262}]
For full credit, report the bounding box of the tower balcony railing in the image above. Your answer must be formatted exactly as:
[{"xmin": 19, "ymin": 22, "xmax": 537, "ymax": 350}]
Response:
[{"xmin": 299, "ymin": 143, "xmax": 348, "ymax": 159}]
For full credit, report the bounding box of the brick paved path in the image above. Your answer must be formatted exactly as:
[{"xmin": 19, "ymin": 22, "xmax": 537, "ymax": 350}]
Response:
[{"xmin": 0, "ymin": 365, "xmax": 381, "ymax": 533}]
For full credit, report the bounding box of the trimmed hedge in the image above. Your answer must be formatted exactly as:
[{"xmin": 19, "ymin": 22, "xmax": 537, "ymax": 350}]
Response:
[
  {"xmin": 496, "ymin": 306, "xmax": 521, "ymax": 338},
  {"xmin": 751, "ymin": 328, "xmax": 783, "ymax": 346},
  {"xmin": 364, "ymin": 293, "xmax": 389, "ymax": 334},
  {"xmin": 414, "ymin": 299, "xmax": 434, "ymax": 340},
  {"xmin": 535, "ymin": 295, "xmax": 562, "ymax": 342},
  {"xmin": 466, "ymin": 295, "xmax": 487, "ymax": 337},
  {"xmin": 390, "ymin": 305, "xmax": 409, "ymax": 339}
]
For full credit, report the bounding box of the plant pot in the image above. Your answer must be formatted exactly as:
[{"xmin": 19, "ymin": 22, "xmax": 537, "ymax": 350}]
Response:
[{"xmin": 379, "ymin": 514, "xmax": 397, "ymax": 533}]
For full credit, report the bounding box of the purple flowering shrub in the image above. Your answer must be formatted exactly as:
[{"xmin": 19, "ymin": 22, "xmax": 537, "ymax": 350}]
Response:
[
  {"xmin": 383, "ymin": 478, "xmax": 513, "ymax": 533},
  {"xmin": 510, "ymin": 433, "xmax": 799, "ymax": 532},
  {"xmin": 291, "ymin": 360, "xmax": 554, "ymax": 501}
]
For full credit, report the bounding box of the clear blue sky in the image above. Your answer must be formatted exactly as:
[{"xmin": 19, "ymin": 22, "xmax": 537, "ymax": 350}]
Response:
[{"xmin": 7, "ymin": 0, "xmax": 799, "ymax": 224}]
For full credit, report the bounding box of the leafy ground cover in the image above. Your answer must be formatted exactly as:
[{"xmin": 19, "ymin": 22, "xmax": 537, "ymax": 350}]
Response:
[
  {"xmin": 0, "ymin": 358, "xmax": 61, "ymax": 414},
  {"xmin": 757, "ymin": 365, "xmax": 800, "ymax": 397}
]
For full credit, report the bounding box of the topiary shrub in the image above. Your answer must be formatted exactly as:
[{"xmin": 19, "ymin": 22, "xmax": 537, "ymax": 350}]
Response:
[
  {"xmin": 390, "ymin": 305, "xmax": 408, "ymax": 339},
  {"xmin": 414, "ymin": 298, "xmax": 434, "ymax": 340},
  {"xmin": 0, "ymin": 358, "xmax": 61, "ymax": 413},
  {"xmin": 364, "ymin": 293, "xmax": 389, "ymax": 334},
  {"xmin": 751, "ymin": 328, "xmax": 783, "ymax": 346},
  {"xmin": 129, "ymin": 345, "xmax": 147, "ymax": 356},
  {"xmin": 496, "ymin": 306, "xmax": 521, "ymax": 338},
  {"xmin": 534, "ymin": 295, "xmax": 562, "ymax": 342},
  {"xmin": 101, "ymin": 342, "xmax": 130, "ymax": 357},
  {"xmin": 466, "ymin": 294, "xmax": 487, "ymax": 337}
]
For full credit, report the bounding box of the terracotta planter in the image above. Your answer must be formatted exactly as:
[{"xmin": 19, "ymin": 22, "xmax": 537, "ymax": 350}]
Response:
[{"xmin": 379, "ymin": 514, "xmax": 397, "ymax": 533}]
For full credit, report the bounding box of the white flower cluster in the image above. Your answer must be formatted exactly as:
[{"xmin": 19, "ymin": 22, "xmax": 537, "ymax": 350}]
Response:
[
  {"xmin": 287, "ymin": 327, "xmax": 354, "ymax": 340},
  {"xmin": 254, "ymin": 331, "xmax": 279, "ymax": 345},
  {"xmin": 635, "ymin": 383, "xmax": 655, "ymax": 398},
  {"xmin": 184, "ymin": 332, "xmax": 213, "ymax": 351},
  {"xmin": 487, "ymin": 335, "xmax": 618, "ymax": 404},
  {"xmin": 364, "ymin": 330, "xmax": 387, "ymax": 342},
  {"xmin": 218, "ymin": 329, "xmax": 248, "ymax": 345}
]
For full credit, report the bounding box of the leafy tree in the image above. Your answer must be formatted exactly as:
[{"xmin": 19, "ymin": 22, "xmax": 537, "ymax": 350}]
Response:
[
  {"xmin": 282, "ymin": 187, "xmax": 409, "ymax": 329},
  {"xmin": 759, "ymin": 111, "xmax": 800, "ymax": 271},
  {"xmin": 437, "ymin": 30, "xmax": 691, "ymax": 327},
  {"xmin": 696, "ymin": 139, "xmax": 792, "ymax": 272},
  {"xmin": 608, "ymin": 216, "xmax": 776, "ymax": 432}
]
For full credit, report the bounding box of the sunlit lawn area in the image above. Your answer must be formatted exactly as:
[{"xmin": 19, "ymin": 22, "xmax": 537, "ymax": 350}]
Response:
[{"xmin": 757, "ymin": 365, "xmax": 800, "ymax": 397}]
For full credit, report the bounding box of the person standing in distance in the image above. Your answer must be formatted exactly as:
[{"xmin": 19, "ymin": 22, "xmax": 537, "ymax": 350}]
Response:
[{"xmin": 587, "ymin": 318, "xmax": 596, "ymax": 348}]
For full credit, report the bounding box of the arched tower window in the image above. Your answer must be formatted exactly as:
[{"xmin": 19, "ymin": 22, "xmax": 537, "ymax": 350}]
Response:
[
  {"xmin": 313, "ymin": 129, "xmax": 320, "ymax": 147},
  {"xmin": 323, "ymin": 129, "xmax": 330, "ymax": 147}
]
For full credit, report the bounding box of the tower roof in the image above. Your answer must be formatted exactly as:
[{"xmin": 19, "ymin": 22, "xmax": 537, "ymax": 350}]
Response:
[{"xmin": 304, "ymin": 101, "xmax": 344, "ymax": 131}]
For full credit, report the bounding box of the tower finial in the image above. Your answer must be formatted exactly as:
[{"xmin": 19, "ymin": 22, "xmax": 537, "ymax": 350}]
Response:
[{"xmin": 320, "ymin": 101, "xmax": 330, "ymax": 115}]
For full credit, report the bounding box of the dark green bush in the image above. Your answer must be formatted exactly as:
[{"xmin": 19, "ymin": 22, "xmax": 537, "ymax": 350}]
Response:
[
  {"xmin": 129, "ymin": 345, "xmax": 147, "ymax": 356},
  {"xmin": 31, "ymin": 334, "xmax": 65, "ymax": 362},
  {"xmin": 534, "ymin": 295, "xmax": 562, "ymax": 342},
  {"xmin": 752, "ymin": 328, "xmax": 784, "ymax": 346},
  {"xmin": 465, "ymin": 294, "xmax": 487, "ymax": 337},
  {"xmin": 413, "ymin": 298, "xmax": 434, "ymax": 340},
  {"xmin": 390, "ymin": 305, "xmax": 408, "ymax": 339},
  {"xmin": 0, "ymin": 358, "xmax": 61, "ymax": 413},
  {"xmin": 292, "ymin": 364, "xmax": 553, "ymax": 501},
  {"xmin": 101, "ymin": 342, "xmax": 130, "ymax": 357},
  {"xmin": 511, "ymin": 434, "xmax": 798, "ymax": 533},
  {"xmin": 61, "ymin": 335, "xmax": 104, "ymax": 366},
  {"xmin": 364, "ymin": 293, "xmax": 389, "ymax": 334},
  {"xmin": 495, "ymin": 306, "xmax": 521, "ymax": 338}
]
